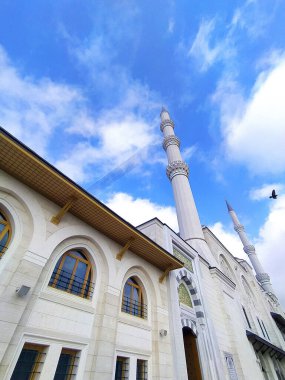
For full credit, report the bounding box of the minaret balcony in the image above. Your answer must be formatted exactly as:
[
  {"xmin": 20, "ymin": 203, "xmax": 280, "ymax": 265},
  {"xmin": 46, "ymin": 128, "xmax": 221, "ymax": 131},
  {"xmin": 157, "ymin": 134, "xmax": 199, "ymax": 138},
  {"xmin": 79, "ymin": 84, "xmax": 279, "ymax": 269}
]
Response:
[
  {"xmin": 163, "ymin": 135, "xmax": 180, "ymax": 151},
  {"xmin": 234, "ymin": 224, "xmax": 245, "ymax": 233},
  {"xmin": 160, "ymin": 119, "xmax": 174, "ymax": 132},
  {"xmin": 166, "ymin": 160, "xmax": 189, "ymax": 180}
]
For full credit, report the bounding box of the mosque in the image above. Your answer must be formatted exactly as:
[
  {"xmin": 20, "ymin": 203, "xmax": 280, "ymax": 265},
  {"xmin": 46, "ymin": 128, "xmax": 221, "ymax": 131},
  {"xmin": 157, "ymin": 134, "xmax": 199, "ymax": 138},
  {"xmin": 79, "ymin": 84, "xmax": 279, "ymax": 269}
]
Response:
[{"xmin": 0, "ymin": 109, "xmax": 284, "ymax": 379}]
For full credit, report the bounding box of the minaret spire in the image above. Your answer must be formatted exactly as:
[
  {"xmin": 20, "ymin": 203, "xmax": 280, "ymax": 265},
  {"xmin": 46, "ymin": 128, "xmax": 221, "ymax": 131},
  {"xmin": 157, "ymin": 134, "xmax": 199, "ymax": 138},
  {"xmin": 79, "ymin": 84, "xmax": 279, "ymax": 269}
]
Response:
[
  {"xmin": 160, "ymin": 109, "xmax": 204, "ymax": 242},
  {"xmin": 226, "ymin": 201, "xmax": 277, "ymax": 301}
]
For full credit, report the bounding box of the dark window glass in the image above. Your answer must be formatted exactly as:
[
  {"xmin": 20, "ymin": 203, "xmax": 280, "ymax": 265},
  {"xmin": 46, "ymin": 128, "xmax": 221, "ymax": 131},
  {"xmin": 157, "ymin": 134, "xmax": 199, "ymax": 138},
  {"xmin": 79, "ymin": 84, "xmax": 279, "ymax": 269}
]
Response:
[
  {"xmin": 11, "ymin": 344, "xmax": 45, "ymax": 380},
  {"xmin": 261, "ymin": 320, "xmax": 270, "ymax": 341},
  {"xmin": 136, "ymin": 359, "xmax": 148, "ymax": 380},
  {"xmin": 121, "ymin": 277, "xmax": 146, "ymax": 319},
  {"xmin": 242, "ymin": 307, "xmax": 251, "ymax": 329},
  {"xmin": 54, "ymin": 349, "xmax": 78, "ymax": 380},
  {"xmin": 115, "ymin": 356, "xmax": 129, "ymax": 380},
  {"xmin": 257, "ymin": 317, "xmax": 266, "ymax": 338}
]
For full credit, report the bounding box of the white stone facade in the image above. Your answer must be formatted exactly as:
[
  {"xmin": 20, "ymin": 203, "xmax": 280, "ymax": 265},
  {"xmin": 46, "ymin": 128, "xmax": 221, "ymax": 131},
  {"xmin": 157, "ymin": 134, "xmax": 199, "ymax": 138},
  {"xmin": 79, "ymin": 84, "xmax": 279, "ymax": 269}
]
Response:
[{"xmin": 0, "ymin": 169, "xmax": 176, "ymax": 380}]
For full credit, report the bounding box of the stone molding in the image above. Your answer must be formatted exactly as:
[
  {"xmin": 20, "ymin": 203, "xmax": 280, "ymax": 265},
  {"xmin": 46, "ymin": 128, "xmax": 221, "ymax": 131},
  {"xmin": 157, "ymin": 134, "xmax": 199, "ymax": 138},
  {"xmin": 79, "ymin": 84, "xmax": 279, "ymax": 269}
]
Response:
[
  {"xmin": 256, "ymin": 272, "xmax": 270, "ymax": 284},
  {"xmin": 243, "ymin": 245, "xmax": 256, "ymax": 255},
  {"xmin": 181, "ymin": 317, "xmax": 197, "ymax": 337},
  {"xmin": 209, "ymin": 266, "xmax": 236, "ymax": 290},
  {"xmin": 162, "ymin": 135, "xmax": 180, "ymax": 151},
  {"xmin": 160, "ymin": 119, "xmax": 174, "ymax": 132},
  {"xmin": 166, "ymin": 160, "xmax": 189, "ymax": 180},
  {"xmin": 234, "ymin": 224, "xmax": 244, "ymax": 233}
]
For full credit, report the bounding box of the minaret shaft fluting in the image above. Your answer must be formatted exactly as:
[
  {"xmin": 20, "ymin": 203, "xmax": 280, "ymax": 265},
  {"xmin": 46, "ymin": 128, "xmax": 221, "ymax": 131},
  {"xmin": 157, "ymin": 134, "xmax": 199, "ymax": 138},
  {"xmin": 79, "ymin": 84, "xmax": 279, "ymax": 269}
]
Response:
[
  {"xmin": 226, "ymin": 201, "xmax": 277, "ymax": 298},
  {"xmin": 160, "ymin": 108, "xmax": 204, "ymax": 242}
]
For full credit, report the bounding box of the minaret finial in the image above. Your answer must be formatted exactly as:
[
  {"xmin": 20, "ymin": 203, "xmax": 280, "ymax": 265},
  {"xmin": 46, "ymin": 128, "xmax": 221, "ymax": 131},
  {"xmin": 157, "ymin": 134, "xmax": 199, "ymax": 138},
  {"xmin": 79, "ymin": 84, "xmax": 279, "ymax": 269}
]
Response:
[
  {"xmin": 225, "ymin": 200, "xmax": 233, "ymax": 212},
  {"xmin": 160, "ymin": 106, "xmax": 171, "ymax": 122}
]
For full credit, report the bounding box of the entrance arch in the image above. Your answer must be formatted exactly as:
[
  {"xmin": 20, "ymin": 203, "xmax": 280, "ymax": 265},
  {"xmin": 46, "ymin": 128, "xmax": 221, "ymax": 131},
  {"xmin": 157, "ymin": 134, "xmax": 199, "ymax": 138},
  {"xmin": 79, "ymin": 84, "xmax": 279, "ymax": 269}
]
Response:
[
  {"xmin": 183, "ymin": 326, "xmax": 202, "ymax": 380},
  {"xmin": 176, "ymin": 269, "xmax": 205, "ymax": 325}
]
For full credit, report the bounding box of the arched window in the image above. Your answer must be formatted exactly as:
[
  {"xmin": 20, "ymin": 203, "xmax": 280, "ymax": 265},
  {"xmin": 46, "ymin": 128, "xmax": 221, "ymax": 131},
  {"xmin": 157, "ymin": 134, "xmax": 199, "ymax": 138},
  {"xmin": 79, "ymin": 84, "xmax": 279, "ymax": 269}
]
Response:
[
  {"xmin": 121, "ymin": 277, "xmax": 146, "ymax": 318},
  {"xmin": 219, "ymin": 255, "xmax": 234, "ymax": 281},
  {"xmin": 0, "ymin": 210, "xmax": 11, "ymax": 258},
  {"xmin": 178, "ymin": 282, "xmax": 193, "ymax": 308},
  {"xmin": 49, "ymin": 250, "xmax": 93, "ymax": 299}
]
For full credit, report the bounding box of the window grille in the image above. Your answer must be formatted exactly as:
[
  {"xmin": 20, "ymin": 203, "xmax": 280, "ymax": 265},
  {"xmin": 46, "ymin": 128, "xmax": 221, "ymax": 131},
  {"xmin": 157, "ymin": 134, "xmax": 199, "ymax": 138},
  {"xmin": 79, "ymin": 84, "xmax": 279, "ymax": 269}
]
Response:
[
  {"xmin": 54, "ymin": 348, "xmax": 79, "ymax": 380},
  {"xmin": 136, "ymin": 359, "xmax": 148, "ymax": 380},
  {"xmin": 49, "ymin": 250, "xmax": 94, "ymax": 299},
  {"xmin": 11, "ymin": 343, "xmax": 46, "ymax": 380},
  {"xmin": 121, "ymin": 295, "xmax": 147, "ymax": 318},
  {"xmin": 115, "ymin": 356, "xmax": 129, "ymax": 380},
  {"xmin": 121, "ymin": 277, "xmax": 147, "ymax": 319}
]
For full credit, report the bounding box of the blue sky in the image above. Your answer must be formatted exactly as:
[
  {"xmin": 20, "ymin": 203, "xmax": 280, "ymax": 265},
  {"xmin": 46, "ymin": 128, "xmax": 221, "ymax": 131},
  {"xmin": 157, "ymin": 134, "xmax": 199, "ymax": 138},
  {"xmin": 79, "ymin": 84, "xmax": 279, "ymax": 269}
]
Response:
[{"xmin": 1, "ymin": 0, "xmax": 285, "ymax": 305}]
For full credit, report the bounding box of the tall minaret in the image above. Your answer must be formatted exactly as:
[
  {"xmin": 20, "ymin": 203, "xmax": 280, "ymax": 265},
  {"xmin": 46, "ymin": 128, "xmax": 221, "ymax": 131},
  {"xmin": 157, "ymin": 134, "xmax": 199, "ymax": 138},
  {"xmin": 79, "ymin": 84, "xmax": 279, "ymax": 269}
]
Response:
[
  {"xmin": 226, "ymin": 200, "xmax": 277, "ymax": 300},
  {"xmin": 161, "ymin": 107, "xmax": 204, "ymax": 242}
]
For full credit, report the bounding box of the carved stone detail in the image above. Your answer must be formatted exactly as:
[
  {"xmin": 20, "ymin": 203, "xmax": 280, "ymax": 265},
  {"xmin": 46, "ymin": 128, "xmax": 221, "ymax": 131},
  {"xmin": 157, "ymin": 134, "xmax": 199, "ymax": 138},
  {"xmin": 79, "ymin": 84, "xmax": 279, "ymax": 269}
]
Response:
[
  {"xmin": 167, "ymin": 161, "xmax": 189, "ymax": 180},
  {"xmin": 160, "ymin": 119, "xmax": 174, "ymax": 132},
  {"xmin": 234, "ymin": 224, "xmax": 244, "ymax": 233},
  {"xmin": 163, "ymin": 135, "xmax": 180, "ymax": 151},
  {"xmin": 243, "ymin": 245, "xmax": 255, "ymax": 254}
]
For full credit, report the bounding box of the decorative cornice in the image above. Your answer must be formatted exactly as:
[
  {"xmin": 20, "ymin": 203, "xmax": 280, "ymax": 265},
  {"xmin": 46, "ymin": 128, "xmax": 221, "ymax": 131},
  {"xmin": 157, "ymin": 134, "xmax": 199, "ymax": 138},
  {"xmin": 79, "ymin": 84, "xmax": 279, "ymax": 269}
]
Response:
[
  {"xmin": 209, "ymin": 266, "xmax": 236, "ymax": 290},
  {"xmin": 234, "ymin": 224, "xmax": 244, "ymax": 233},
  {"xmin": 243, "ymin": 244, "xmax": 255, "ymax": 255},
  {"xmin": 160, "ymin": 119, "xmax": 174, "ymax": 132},
  {"xmin": 166, "ymin": 160, "xmax": 189, "ymax": 180},
  {"xmin": 163, "ymin": 135, "xmax": 180, "ymax": 151}
]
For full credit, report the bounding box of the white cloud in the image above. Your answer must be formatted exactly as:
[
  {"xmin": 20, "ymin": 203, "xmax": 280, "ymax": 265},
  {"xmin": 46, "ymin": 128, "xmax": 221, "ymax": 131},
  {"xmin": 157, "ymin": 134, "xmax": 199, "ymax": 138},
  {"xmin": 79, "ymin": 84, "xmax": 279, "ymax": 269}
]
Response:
[
  {"xmin": 209, "ymin": 222, "xmax": 247, "ymax": 260},
  {"xmin": 55, "ymin": 28, "xmax": 162, "ymax": 183},
  {"xmin": 0, "ymin": 41, "xmax": 161, "ymax": 184},
  {"xmin": 188, "ymin": 19, "xmax": 225, "ymax": 72},
  {"xmin": 215, "ymin": 53, "xmax": 285, "ymax": 175},
  {"xmin": 188, "ymin": 1, "xmax": 278, "ymax": 73},
  {"xmin": 0, "ymin": 45, "xmax": 94, "ymax": 157},
  {"xmin": 249, "ymin": 183, "xmax": 284, "ymax": 201},
  {"xmin": 106, "ymin": 192, "xmax": 178, "ymax": 231},
  {"xmin": 181, "ymin": 145, "xmax": 197, "ymax": 162},
  {"xmin": 55, "ymin": 113, "xmax": 157, "ymax": 182},
  {"xmin": 230, "ymin": 0, "xmax": 278, "ymax": 39}
]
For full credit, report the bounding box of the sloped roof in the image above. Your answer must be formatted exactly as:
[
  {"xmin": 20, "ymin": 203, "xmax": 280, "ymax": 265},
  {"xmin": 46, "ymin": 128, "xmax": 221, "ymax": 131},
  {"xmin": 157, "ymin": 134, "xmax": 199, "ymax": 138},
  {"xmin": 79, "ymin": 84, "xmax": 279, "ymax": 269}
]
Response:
[{"xmin": 0, "ymin": 127, "xmax": 183, "ymax": 273}]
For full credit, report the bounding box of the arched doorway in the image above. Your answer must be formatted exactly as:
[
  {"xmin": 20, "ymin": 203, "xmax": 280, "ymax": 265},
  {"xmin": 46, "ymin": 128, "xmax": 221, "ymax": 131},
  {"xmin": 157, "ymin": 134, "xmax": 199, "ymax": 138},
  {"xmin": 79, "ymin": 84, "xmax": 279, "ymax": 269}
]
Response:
[{"xmin": 183, "ymin": 326, "xmax": 202, "ymax": 380}]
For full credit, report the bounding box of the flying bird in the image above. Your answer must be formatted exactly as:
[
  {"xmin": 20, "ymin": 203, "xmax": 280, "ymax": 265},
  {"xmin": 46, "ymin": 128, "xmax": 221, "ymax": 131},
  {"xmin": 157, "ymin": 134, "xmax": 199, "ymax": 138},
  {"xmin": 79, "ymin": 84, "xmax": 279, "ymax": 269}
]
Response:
[{"xmin": 269, "ymin": 189, "xmax": 278, "ymax": 199}]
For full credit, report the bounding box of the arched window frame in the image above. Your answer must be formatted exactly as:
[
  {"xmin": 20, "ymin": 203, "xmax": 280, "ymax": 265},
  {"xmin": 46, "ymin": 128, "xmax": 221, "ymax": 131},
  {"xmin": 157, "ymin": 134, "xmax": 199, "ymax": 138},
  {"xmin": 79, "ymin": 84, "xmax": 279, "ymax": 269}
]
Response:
[
  {"xmin": 121, "ymin": 276, "xmax": 147, "ymax": 319},
  {"xmin": 219, "ymin": 254, "xmax": 235, "ymax": 282},
  {"xmin": 0, "ymin": 209, "xmax": 12, "ymax": 258},
  {"xmin": 49, "ymin": 249, "xmax": 94, "ymax": 299}
]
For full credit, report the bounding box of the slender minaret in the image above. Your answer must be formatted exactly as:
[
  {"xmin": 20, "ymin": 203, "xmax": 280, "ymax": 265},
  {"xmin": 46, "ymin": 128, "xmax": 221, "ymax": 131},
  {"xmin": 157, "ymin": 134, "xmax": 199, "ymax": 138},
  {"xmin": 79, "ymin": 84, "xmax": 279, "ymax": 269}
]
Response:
[
  {"xmin": 226, "ymin": 200, "xmax": 277, "ymax": 300},
  {"xmin": 160, "ymin": 107, "xmax": 204, "ymax": 242},
  {"xmin": 161, "ymin": 108, "xmax": 225, "ymax": 380}
]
